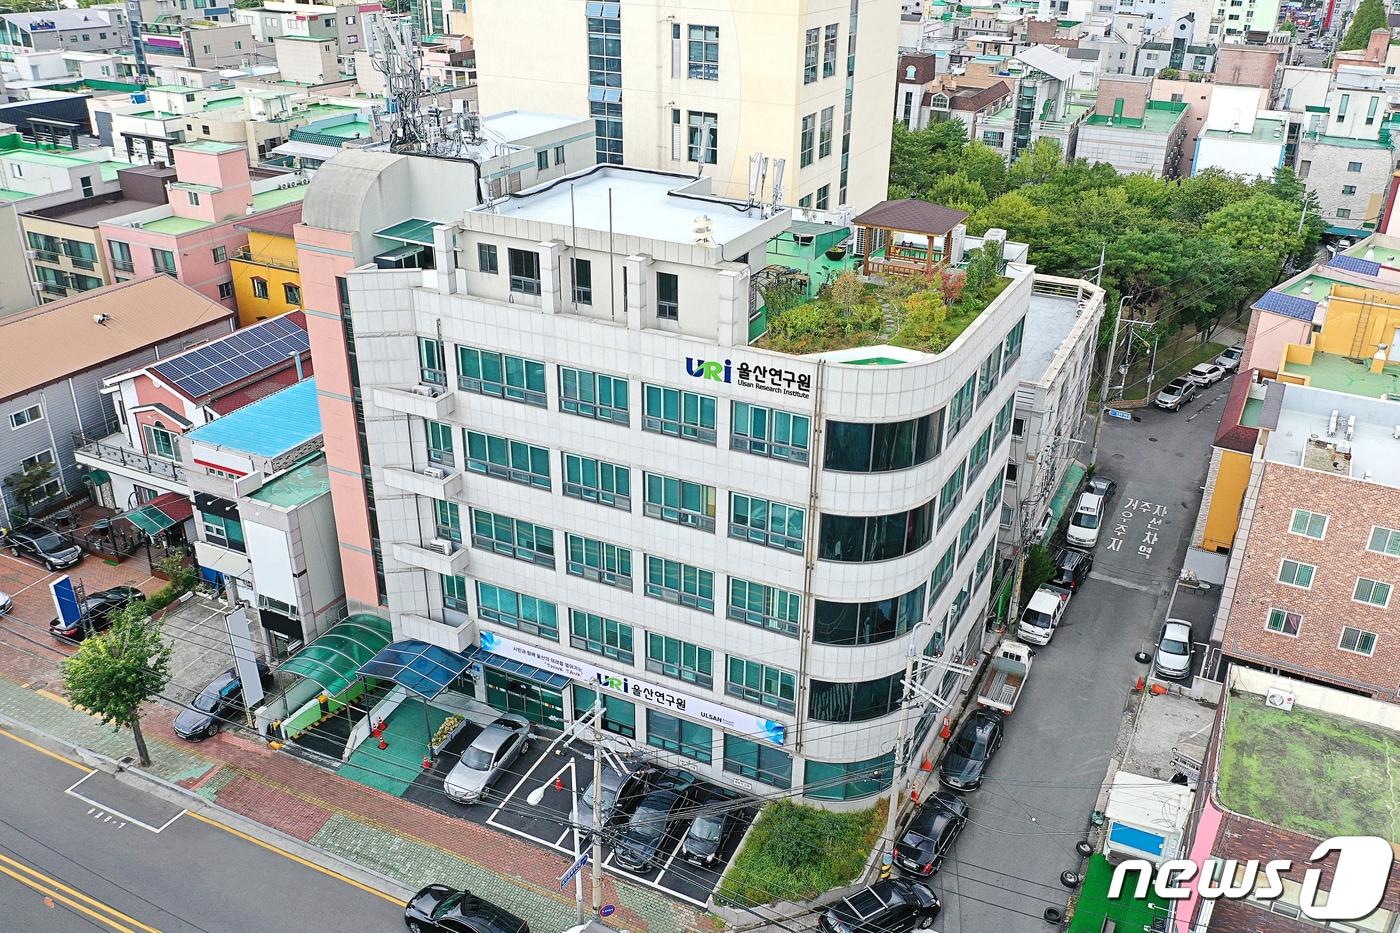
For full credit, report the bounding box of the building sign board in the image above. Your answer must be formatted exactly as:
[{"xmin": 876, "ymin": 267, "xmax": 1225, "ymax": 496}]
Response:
[
  {"xmin": 479, "ymin": 630, "xmax": 787, "ymax": 745},
  {"xmin": 685, "ymin": 356, "xmax": 812, "ymax": 400}
]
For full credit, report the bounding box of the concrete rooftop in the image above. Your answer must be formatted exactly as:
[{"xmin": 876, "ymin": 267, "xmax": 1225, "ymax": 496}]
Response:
[
  {"xmin": 1263, "ymin": 382, "xmax": 1400, "ymax": 487},
  {"xmin": 1281, "ymin": 350, "xmax": 1400, "ymax": 400},
  {"xmin": 1020, "ymin": 287, "xmax": 1083, "ymax": 384},
  {"xmin": 249, "ymin": 453, "xmax": 330, "ymax": 508},
  {"xmin": 478, "ymin": 167, "xmax": 779, "ymax": 248}
]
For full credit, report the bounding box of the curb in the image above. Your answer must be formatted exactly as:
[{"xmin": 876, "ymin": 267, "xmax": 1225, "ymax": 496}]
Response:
[{"xmin": 0, "ymin": 710, "xmax": 417, "ymax": 905}]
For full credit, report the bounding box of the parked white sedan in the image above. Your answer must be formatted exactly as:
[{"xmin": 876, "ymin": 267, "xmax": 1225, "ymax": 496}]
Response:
[
  {"xmin": 1186, "ymin": 362, "xmax": 1225, "ymax": 387},
  {"xmin": 1215, "ymin": 345, "xmax": 1243, "ymax": 373}
]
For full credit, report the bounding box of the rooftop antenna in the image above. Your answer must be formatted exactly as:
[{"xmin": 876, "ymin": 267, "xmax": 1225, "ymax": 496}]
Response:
[
  {"xmin": 769, "ymin": 158, "xmax": 786, "ymax": 215},
  {"xmin": 747, "ymin": 152, "xmax": 768, "ymax": 210}
]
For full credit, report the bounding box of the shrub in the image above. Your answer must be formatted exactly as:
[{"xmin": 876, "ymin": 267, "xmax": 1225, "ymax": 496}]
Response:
[
  {"xmin": 717, "ymin": 799, "xmax": 886, "ymax": 907},
  {"xmin": 830, "ymin": 270, "xmax": 865, "ymax": 312},
  {"xmin": 433, "ymin": 715, "xmax": 464, "ymax": 747}
]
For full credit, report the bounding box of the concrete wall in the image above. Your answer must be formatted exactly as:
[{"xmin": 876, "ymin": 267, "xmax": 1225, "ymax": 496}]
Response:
[
  {"xmin": 1298, "ymin": 139, "xmax": 1397, "ymax": 229},
  {"xmin": 1242, "ymin": 308, "xmax": 1313, "ymax": 374},
  {"xmin": 1199, "ymin": 446, "xmax": 1252, "ymax": 552},
  {"xmin": 0, "ymin": 201, "xmax": 38, "ymax": 318}
]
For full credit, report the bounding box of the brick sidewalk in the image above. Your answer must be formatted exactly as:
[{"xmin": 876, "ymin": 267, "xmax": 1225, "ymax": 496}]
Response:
[{"xmin": 0, "ymin": 671, "xmax": 707, "ymax": 933}]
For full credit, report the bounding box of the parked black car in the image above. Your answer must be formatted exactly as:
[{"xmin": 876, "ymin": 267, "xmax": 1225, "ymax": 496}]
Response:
[
  {"xmin": 48, "ymin": 586, "xmax": 144, "ymax": 640},
  {"xmin": 576, "ymin": 765, "xmax": 634, "ymax": 835},
  {"xmin": 6, "ymin": 522, "xmax": 82, "ymax": 571},
  {"xmin": 680, "ymin": 807, "xmax": 741, "ymax": 867},
  {"xmin": 613, "ymin": 787, "xmax": 696, "ymax": 872},
  {"xmin": 893, "ymin": 793, "xmax": 968, "ymax": 877},
  {"xmin": 819, "ymin": 878, "xmax": 941, "ymax": 933},
  {"xmin": 1049, "ymin": 547, "xmax": 1094, "ymax": 593},
  {"xmin": 173, "ymin": 662, "xmax": 274, "ymax": 740},
  {"xmin": 938, "ymin": 709, "xmax": 1004, "ymax": 792},
  {"xmin": 403, "ymin": 885, "xmax": 528, "ymax": 933},
  {"xmin": 1086, "ymin": 476, "xmax": 1117, "ymax": 502}
]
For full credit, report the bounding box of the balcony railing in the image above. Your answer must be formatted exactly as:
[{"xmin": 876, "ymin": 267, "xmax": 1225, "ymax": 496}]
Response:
[
  {"xmin": 232, "ymin": 246, "xmax": 298, "ymax": 272},
  {"xmin": 32, "ymin": 249, "xmax": 59, "ymax": 263},
  {"xmin": 41, "ymin": 283, "xmax": 67, "ymax": 296},
  {"xmin": 73, "ymin": 429, "xmax": 186, "ymax": 483},
  {"xmin": 111, "ymin": 259, "xmax": 135, "ymax": 273}
]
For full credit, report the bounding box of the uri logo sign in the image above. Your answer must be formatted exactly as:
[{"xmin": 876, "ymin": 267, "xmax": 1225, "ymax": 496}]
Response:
[{"xmin": 686, "ymin": 357, "xmax": 732, "ymax": 383}]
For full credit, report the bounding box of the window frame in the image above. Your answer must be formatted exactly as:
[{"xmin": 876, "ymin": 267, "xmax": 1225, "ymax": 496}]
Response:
[
  {"xmin": 569, "ymin": 609, "xmax": 634, "ymax": 664},
  {"xmin": 1289, "ymin": 508, "xmax": 1328, "ymax": 540},
  {"xmin": 9, "ymin": 403, "xmax": 43, "ymax": 429},
  {"xmin": 457, "ymin": 345, "xmax": 547, "ymax": 406},
  {"xmin": 1338, "ymin": 625, "xmax": 1377, "ymax": 656},
  {"xmin": 565, "ymin": 532, "xmax": 633, "ymax": 590},
  {"xmin": 732, "ymin": 402, "xmax": 811, "ymax": 464},
  {"xmin": 642, "ymin": 384, "xmax": 717, "ymax": 444},
  {"xmin": 464, "ymin": 429, "xmax": 550, "ymax": 489},
  {"xmin": 644, "ymin": 554, "xmax": 715, "ymax": 612},
  {"xmin": 1265, "ymin": 608, "xmax": 1300, "ymax": 637},
  {"xmin": 1367, "ymin": 526, "xmax": 1400, "ymax": 557},
  {"xmin": 645, "ymin": 632, "xmax": 713, "ymax": 688},
  {"xmin": 725, "ymin": 656, "xmax": 797, "ymax": 713},
  {"xmin": 562, "ymin": 452, "xmax": 630, "ymax": 510},
  {"xmin": 1352, "ymin": 577, "xmax": 1392, "ymax": 608},
  {"xmin": 559, "ymin": 366, "xmax": 629, "ymax": 424},
  {"xmin": 727, "ymin": 577, "xmax": 801, "ymax": 637},
  {"xmin": 469, "ymin": 508, "xmax": 555, "ymax": 568},
  {"xmin": 643, "ymin": 472, "xmax": 717, "ymax": 531},
  {"xmin": 1277, "ymin": 558, "xmax": 1316, "ymax": 590}
]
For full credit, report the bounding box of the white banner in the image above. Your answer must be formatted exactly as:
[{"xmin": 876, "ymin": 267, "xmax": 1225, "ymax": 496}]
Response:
[
  {"xmin": 478, "ymin": 630, "xmax": 787, "ymax": 746},
  {"xmin": 225, "ymin": 606, "xmax": 265, "ymax": 708}
]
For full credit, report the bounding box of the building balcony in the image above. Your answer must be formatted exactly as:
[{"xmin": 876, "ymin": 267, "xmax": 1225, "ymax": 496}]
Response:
[
  {"xmin": 393, "ymin": 610, "xmax": 478, "ymax": 653},
  {"xmin": 393, "ymin": 538, "xmax": 468, "ymax": 577},
  {"xmin": 372, "ymin": 384, "xmax": 457, "ymax": 420},
  {"xmin": 381, "ymin": 464, "xmax": 465, "ymax": 500},
  {"xmin": 111, "ymin": 259, "xmax": 135, "ymax": 273},
  {"xmin": 232, "ymin": 245, "xmax": 298, "ymax": 272},
  {"xmin": 31, "ymin": 249, "xmax": 59, "ymax": 263},
  {"xmin": 73, "ymin": 429, "xmax": 187, "ymax": 486}
]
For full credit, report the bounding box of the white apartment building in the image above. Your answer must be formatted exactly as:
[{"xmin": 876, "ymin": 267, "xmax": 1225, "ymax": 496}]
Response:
[
  {"xmin": 320, "ymin": 159, "xmax": 1028, "ymax": 805},
  {"xmin": 470, "ymin": 0, "xmax": 899, "ymax": 213}
]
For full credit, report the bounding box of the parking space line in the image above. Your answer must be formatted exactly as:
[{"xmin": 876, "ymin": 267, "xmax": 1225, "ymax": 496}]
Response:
[
  {"xmin": 652, "ymin": 835, "xmax": 684, "ymax": 886},
  {"xmin": 599, "ymin": 847, "xmax": 710, "ymax": 909},
  {"xmin": 63, "ymin": 772, "xmax": 185, "ymax": 834}
]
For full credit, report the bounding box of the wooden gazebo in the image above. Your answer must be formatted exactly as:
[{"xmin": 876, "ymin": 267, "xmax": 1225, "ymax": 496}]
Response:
[{"xmin": 852, "ymin": 200, "xmax": 969, "ymax": 278}]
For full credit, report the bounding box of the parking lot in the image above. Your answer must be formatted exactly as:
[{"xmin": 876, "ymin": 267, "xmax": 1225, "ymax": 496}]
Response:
[{"xmin": 402, "ymin": 723, "xmax": 755, "ymax": 908}]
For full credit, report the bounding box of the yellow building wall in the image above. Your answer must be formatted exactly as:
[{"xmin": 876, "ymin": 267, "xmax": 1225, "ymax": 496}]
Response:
[
  {"xmin": 1312, "ymin": 284, "xmax": 1400, "ymax": 358},
  {"xmin": 231, "ymin": 230, "xmax": 302, "ymax": 326},
  {"xmin": 1202, "ymin": 448, "xmax": 1253, "ymax": 552}
]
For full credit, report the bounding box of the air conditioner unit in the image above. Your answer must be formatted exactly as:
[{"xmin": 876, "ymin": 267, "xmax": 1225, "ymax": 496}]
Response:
[
  {"xmin": 429, "ymin": 537, "xmax": 455, "ymax": 556},
  {"xmin": 410, "ymin": 384, "xmax": 442, "ymax": 398},
  {"xmin": 422, "ymin": 465, "xmax": 447, "ymax": 479},
  {"xmin": 1265, "ymin": 687, "xmax": 1295, "ymax": 711}
]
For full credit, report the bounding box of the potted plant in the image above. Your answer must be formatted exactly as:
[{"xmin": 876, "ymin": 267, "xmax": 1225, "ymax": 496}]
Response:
[
  {"xmin": 825, "ymin": 243, "xmax": 848, "ymax": 262},
  {"xmin": 432, "ymin": 715, "xmax": 467, "ymax": 754}
]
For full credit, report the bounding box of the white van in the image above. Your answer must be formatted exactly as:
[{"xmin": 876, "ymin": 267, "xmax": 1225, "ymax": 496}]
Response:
[
  {"xmin": 1017, "ymin": 587, "xmax": 1067, "ymax": 646},
  {"xmin": 1065, "ymin": 492, "xmax": 1105, "ymax": 548}
]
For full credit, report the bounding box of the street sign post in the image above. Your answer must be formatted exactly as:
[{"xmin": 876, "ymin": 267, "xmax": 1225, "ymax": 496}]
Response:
[
  {"xmin": 560, "ymin": 852, "xmax": 589, "ymax": 890},
  {"xmin": 600, "ymin": 904, "xmax": 616, "ymax": 918},
  {"xmin": 1106, "ymin": 408, "xmax": 1133, "ymax": 421}
]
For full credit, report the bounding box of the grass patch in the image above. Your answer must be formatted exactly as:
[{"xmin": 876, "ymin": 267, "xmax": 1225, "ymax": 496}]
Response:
[
  {"xmin": 1068, "ymin": 854, "xmax": 1166, "ymax": 932},
  {"xmin": 1217, "ymin": 693, "xmax": 1400, "ymax": 844},
  {"xmin": 1119, "ymin": 340, "xmax": 1225, "ymax": 401},
  {"xmin": 717, "ymin": 799, "xmax": 885, "ymax": 907}
]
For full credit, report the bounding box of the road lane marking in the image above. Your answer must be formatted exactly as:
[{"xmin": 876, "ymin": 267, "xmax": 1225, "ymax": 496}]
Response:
[
  {"xmin": 1087, "ymin": 571, "xmax": 1165, "ymax": 595},
  {"xmin": 0, "ymin": 726, "xmax": 90, "ymax": 771},
  {"xmin": 186, "ymin": 811, "xmax": 403, "ymax": 904},
  {"xmin": 64, "ymin": 772, "xmax": 185, "ymax": 834},
  {"xmin": 0, "ymin": 852, "xmax": 159, "ymax": 933}
]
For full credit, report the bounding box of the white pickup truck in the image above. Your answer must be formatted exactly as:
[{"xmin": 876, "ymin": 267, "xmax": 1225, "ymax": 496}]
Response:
[
  {"xmin": 977, "ymin": 640, "xmax": 1033, "ymax": 715},
  {"xmin": 1017, "ymin": 586, "xmax": 1069, "ymax": 646}
]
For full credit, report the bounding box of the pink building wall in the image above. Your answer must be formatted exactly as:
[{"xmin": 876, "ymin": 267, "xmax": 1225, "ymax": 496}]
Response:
[
  {"xmin": 1241, "ymin": 307, "xmax": 1313, "ymax": 374},
  {"xmin": 294, "ymin": 222, "xmax": 381, "ymax": 610}
]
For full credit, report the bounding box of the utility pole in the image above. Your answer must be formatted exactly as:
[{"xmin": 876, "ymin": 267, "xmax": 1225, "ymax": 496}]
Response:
[
  {"xmin": 881, "ymin": 642, "xmax": 918, "ymax": 876},
  {"xmin": 1147, "ymin": 335, "xmax": 1160, "ymax": 399},
  {"xmin": 1091, "ymin": 293, "xmax": 1130, "ymax": 464},
  {"xmin": 590, "ymin": 690, "xmax": 604, "ymax": 918}
]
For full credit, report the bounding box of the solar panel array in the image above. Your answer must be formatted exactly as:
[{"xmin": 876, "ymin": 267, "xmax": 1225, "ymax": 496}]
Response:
[{"xmin": 152, "ymin": 315, "xmax": 309, "ymax": 398}]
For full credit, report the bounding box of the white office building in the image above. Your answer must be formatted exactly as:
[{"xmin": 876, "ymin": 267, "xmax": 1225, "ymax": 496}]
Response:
[{"xmin": 321, "ymin": 157, "xmax": 1031, "ymax": 805}]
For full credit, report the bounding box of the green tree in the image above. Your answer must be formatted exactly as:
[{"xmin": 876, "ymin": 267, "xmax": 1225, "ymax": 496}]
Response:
[
  {"xmin": 966, "ymin": 191, "xmax": 1054, "ymax": 245},
  {"xmin": 1007, "ymin": 138, "xmax": 1065, "ymax": 188},
  {"xmin": 830, "ymin": 270, "xmax": 865, "ymax": 312},
  {"xmin": 62, "ymin": 607, "xmax": 172, "ymax": 767},
  {"xmin": 923, "ymin": 172, "xmax": 988, "ymax": 212},
  {"xmin": 3, "ymin": 462, "xmax": 57, "ymax": 518},
  {"xmin": 888, "ymin": 121, "xmax": 968, "ymax": 196},
  {"xmin": 1340, "ymin": 0, "xmax": 1387, "ymax": 50},
  {"xmin": 1020, "ymin": 545, "xmax": 1055, "ymax": 603},
  {"xmin": 959, "ymin": 141, "xmax": 1010, "ymax": 198}
]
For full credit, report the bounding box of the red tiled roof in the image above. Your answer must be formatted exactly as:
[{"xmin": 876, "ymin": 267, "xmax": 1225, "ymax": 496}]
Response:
[
  {"xmin": 149, "ymin": 492, "xmax": 193, "ymax": 523},
  {"xmin": 1213, "ymin": 368, "xmax": 1260, "ymax": 454}
]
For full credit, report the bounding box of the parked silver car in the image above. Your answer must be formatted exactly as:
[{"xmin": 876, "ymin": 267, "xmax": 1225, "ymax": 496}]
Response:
[
  {"xmin": 1154, "ymin": 620, "xmax": 1194, "ymax": 681},
  {"xmin": 1154, "ymin": 377, "xmax": 1197, "ymax": 411},
  {"xmin": 443, "ymin": 714, "xmax": 532, "ymax": 804}
]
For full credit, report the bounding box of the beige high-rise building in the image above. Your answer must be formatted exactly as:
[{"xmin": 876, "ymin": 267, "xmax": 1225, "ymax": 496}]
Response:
[{"xmin": 471, "ymin": 0, "xmax": 898, "ymax": 212}]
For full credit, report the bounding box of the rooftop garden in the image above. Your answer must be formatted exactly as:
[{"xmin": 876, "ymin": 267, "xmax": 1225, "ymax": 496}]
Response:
[{"xmin": 757, "ymin": 243, "xmax": 1009, "ymax": 357}]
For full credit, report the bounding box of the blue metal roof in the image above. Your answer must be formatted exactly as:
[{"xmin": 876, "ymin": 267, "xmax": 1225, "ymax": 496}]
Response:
[
  {"xmin": 463, "ymin": 644, "xmax": 572, "ymax": 690},
  {"xmin": 1327, "ymin": 254, "xmax": 1382, "ymax": 276},
  {"xmin": 185, "ymin": 377, "xmax": 321, "ymax": 457},
  {"xmin": 1254, "ymin": 290, "xmax": 1318, "ymax": 322},
  {"xmin": 359, "ymin": 640, "xmax": 470, "ymax": 700}
]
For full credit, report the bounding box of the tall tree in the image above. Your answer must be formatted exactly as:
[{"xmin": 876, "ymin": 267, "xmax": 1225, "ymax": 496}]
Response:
[
  {"xmin": 62, "ymin": 607, "xmax": 170, "ymax": 767},
  {"xmin": 1340, "ymin": 0, "xmax": 1387, "ymax": 50}
]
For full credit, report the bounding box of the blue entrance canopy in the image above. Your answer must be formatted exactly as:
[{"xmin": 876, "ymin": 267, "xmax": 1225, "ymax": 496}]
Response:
[
  {"xmin": 358, "ymin": 639, "xmax": 471, "ymax": 700},
  {"xmin": 462, "ymin": 644, "xmax": 572, "ymax": 690}
]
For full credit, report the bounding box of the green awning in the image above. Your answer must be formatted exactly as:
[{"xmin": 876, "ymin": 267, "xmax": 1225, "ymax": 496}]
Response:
[
  {"xmin": 1048, "ymin": 461, "xmax": 1089, "ymax": 530},
  {"xmin": 280, "ymin": 614, "xmax": 393, "ymax": 698},
  {"xmin": 126, "ymin": 503, "xmax": 177, "ymax": 536},
  {"xmin": 82, "ymin": 468, "xmax": 111, "ymax": 486}
]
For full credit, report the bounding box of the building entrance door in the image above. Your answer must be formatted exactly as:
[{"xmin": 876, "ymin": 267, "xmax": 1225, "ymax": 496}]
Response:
[{"xmin": 484, "ymin": 669, "xmax": 564, "ymax": 729}]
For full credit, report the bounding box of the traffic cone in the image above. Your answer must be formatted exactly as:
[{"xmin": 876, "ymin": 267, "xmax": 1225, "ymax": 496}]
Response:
[
  {"xmin": 939, "ymin": 715, "xmax": 952, "ymax": 740},
  {"xmin": 920, "ymin": 757, "xmax": 933, "ymax": 772},
  {"xmin": 555, "ymin": 775, "xmax": 565, "ymax": 791},
  {"xmin": 379, "ymin": 737, "xmax": 388, "ymax": 750},
  {"xmin": 910, "ymin": 787, "xmax": 920, "ymax": 804},
  {"xmin": 423, "ymin": 757, "xmax": 433, "ymax": 770},
  {"xmin": 1150, "ymin": 683, "xmax": 1167, "ymax": 696},
  {"xmin": 1134, "ymin": 676, "xmax": 1145, "ymax": 692}
]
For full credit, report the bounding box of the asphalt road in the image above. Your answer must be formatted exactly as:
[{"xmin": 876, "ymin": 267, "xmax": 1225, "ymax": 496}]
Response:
[
  {"xmin": 0, "ymin": 727, "xmax": 407, "ymax": 933},
  {"xmin": 931, "ymin": 375, "xmax": 1232, "ymax": 932}
]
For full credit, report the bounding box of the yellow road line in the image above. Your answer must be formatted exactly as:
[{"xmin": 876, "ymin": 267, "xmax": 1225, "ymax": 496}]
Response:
[
  {"xmin": 36, "ymin": 688, "xmax": 73, "ymax": 708},
  {"xmin": 186, "ymin": 811, "xmax": 402, "ymax": 905},
  {"xmin": 0, "ymin": 726, "xmax": 88, "ymax": 771},
  {"xmin": 0, "ymin": 855, "xmax": 158, "ymax": 933}
]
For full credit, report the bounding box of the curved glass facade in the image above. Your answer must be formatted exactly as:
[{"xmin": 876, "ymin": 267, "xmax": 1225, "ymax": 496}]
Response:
[
  {"xmin": 803, "ymin": 750, "xmax": 895, "ymax": 801},
  {"xmin": 818, "ymin": 501, "xmax": 934, "ymax": 562},
  {"xmin": 813, "ymin": 583, "xmax": 927, "ymax": 646},
  {"xmin": 808, "ymin": 671, "xmax": 903, "ymax": 722},
  {"xmin": 823, "ymin": 411, "xmax": 944, "ymax": 473}
]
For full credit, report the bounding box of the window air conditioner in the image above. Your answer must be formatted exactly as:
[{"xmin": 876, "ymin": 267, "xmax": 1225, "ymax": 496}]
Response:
[
  {"xmin": 422, "ymin": 465, "xmax": 448, "ymax": 480},
  {"xmin": 410, "ymin": 384, "xmax": 442, "ymax": 398},
  {"xmin": 429, "ymin": 538, "xmax": 455, "ymax": 556}
]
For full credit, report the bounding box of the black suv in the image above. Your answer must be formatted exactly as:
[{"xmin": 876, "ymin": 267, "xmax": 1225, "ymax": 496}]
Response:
[
  {"xmin": 1049, "ymin": 547, "xmax": 1093, "ymax": 594},
  {"xmin": 819, "ymin": 878, "xmax": 941, "ymax": 933},
  {"xmin": 49, "ymin": 586, "xmax": 144, "ymax": 641},
  {"xmin": 5, "ymin": 522, "xmax": 82, "ymax": 570}
]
